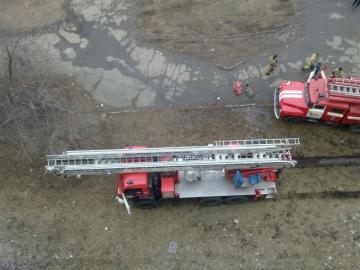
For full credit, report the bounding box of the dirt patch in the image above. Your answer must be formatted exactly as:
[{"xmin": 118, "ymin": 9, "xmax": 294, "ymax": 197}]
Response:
[
  {"xmin": 0, "ymin": 0, "xmax": 63, "ymax": 34},
  {"xmin": 102, "ymin": 106, "xmax": 360, "ymax": 157},
  {"xmin": 1, "ymin": 77, "xmax": 360, "ymax": 269},
  {"xmin": 136, "ymin": 0, "xmax": 302, "ymax": 66},
  {"xmin": 1, "ymin": 165, "xmax": 360, "ymax": 269},
  {"xmin": 279, "ymin": 166, "xmax": 360, "ymax": 194}
]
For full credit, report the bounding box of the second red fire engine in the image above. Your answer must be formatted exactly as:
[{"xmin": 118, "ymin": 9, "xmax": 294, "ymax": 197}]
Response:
[{"xmin": 274, "ymin": 69, "xmax": 360, "ymax": 132}]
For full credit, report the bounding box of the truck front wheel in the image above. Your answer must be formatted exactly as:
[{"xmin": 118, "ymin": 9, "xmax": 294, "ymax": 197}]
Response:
[
  {"xmin": 284, "ymin": 116, "xmax": 302, "ymax": 123},
  {"xmin": 350, "ymin": 124, "xmax": 360, "ymax": 132}
]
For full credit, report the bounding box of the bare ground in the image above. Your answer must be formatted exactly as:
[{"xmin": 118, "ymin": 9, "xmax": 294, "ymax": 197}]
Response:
[
  {"xmin": 136, "ymin": 0, "xmax": 302, "ymax": 66},
  {"xmin": 1, "ymin": 83, "xmax": 360, "ymax": 269},
  {"xmin": 1, "ymin": 163, "xmax": 360, "ymax": 270},
  {"xmin": 0, "ymin": 1, "xmax": 360, "ymax": 269},
  {"xmin": 0, "ymin": 0, "xmax": 63, "ymax": 35}
]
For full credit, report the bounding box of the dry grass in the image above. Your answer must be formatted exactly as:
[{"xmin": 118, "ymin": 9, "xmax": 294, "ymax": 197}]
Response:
[
  {"xmin": 0, "ymin": 0, "xmax": 63, "ymax": 34},
  {"xmin": 136, "ymin": 0, "xmax": 300, "ymax": 65}
]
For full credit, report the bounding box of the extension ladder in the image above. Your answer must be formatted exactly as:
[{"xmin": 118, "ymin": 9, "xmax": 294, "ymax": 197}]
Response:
[{"xmin": 46, "ymin": 138, "xmax": 299, "ymax": 176}]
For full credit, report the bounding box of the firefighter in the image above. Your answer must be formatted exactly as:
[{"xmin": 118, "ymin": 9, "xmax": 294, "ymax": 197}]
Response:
[
  {"xmin": 265, "ymin": 55, "xmax": 278, "ymax": 76},
  {"xmin": 303, "ymin": 52, "xmax": 319, "ymax": 71},
  {"xmin": 331, "ymin": 67, "xmax": 343, "ymax": 78}
]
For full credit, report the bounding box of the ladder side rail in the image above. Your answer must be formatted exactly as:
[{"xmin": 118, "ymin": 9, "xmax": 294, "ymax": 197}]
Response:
[
  {"xmin": 62, "ymin": 143, "xmax": 285, "ymax": 155},
  {"xmin": 46, "ymin": 148, "xmax": 295, "ymax": 174},
  {"xmin": 329, "ymin": 82, "xmax": 360, "ymax": 88},
  {"xmin": 57, "ymin": 145, "xmax": 285, "ymax": 157},
  {"xmin": 47, "ymin": 145, "xmax": 294, "ymax": 162},
  {"xmin": 50, "ymin": 160, "xmax": 298, "ymax": 176},
  {"xmin": 329, "ymin": 77, "xmax": 360, "ymax": 85},
  {"xmin": 47, "ymin": 147, "xmax": 295, "ymax": 168}
]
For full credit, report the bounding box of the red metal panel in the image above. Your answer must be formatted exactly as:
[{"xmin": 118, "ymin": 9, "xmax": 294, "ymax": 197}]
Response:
[
  {"xmin": 122, "ymin": 172, "xmax": 150, "ymax": 196},
  {"xmin": 321, "ymin": 103, "xmax": 348, "ymax": 123},
  {"xmin": 161, "ymin": 176, "xmax": 175, "ymax": 198},
  {"xmin": 278, "ymin": 81, "xmax": 308, "ymax": 118},
  {"xmin": 342, "ymin": 105, "xmax": 360, "ymax": 125},
  {"xmin": 328, "ymin": 95, "xmax": 360, "ymax": 105}
]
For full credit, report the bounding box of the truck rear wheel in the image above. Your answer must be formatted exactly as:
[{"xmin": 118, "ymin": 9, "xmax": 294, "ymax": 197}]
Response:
[
  {"xmin": 224, "ymin": 196, "xmax": 249, "ymax": 204},
  {"xmin": 200, "ymin": 197, "xmax": 223, "ymax": 206},
  {"xmin": 350, "ymin": 124, "xmax": 360, "ymax": 132},
  {"xmin": 134, "ymin": 199, "xmax": 159, "ymax": 209},
  {"xmin": 284, "ymin": 116, "xmax": 302, "ymax": 123}
]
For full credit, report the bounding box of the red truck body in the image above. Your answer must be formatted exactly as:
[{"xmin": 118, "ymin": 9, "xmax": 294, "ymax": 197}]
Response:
[{"xmin": 274, "ymin": 72, "xmax": 360, "ymax": 132}]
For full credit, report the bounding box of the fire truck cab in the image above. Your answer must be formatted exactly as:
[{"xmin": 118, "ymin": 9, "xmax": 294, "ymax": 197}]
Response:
[{"xmin": 274, "ymin": 70, "xmax": 360, "ymax": 132}]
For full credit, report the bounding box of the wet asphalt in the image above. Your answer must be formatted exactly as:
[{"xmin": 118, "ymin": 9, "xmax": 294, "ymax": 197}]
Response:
[{"xmin": 45, "ymin": 0, "xmax": 360, "ymax": 109}]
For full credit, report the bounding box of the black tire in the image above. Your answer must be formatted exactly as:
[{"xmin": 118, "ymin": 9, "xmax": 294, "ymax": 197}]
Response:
[
  {"xmin": 284, "ymin": 116, "xmax": 302, "ymax": 123},
  {"xmin": 199, "ymin": 197, "xmax": 223, "ymax": 207},
  {"xmin": 223, "ymin": 196, "xmax": 249, "ymax": 204},
  {"xmin": 134, "ymin": 199, "xmax": 159, "ymax": 209},
  {"xmin": 350, "ymin": 124, "xmax": 360, "ymax": 132}
]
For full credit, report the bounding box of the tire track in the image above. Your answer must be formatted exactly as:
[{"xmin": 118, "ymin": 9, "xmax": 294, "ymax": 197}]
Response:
[
  {"xmin": 278, "ymin": 191, "xmax": 360, "ymax": 200},
  {"xmin": 296, "ymin": 156, "xmax": 360, "ymax": 168}
]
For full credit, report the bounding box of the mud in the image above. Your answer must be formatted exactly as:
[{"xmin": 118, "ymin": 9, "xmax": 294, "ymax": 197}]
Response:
[
  {"xmin": 297, "ymin": 157, "xmax": 360, "ymax": 168},
  {"xmin": 279, "ymin": 166, "xmax": 360, "ymax": 194},
  {"xmin": 136, "ymin": 0, "xmax": 301, "ymax": 66}
]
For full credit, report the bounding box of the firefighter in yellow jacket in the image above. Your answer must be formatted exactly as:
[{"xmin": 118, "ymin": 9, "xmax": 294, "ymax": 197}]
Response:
[
  {"xmin": 265, "ymin": 55, "xmax": 278, "ymax": 76},
  {"xmin": 331, "ymin": 67, "xmax": 343, "ymax": 78},
  {"xmin": 303, "ymin": 53, "xmax": 319, "ymax": 71}
]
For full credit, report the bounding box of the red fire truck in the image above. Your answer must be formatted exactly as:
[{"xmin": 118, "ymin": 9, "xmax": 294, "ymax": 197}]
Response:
[
  {"xmin": 274, "ymin": 69, "xmax": 360, "ymax": 132},
  {"xmin": 46, "ymin": 138, "xmax": 299, "ymax": 214}
]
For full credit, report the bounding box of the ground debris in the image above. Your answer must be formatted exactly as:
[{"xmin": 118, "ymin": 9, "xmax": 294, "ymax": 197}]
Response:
[{"xmin": 168, "ymin": 241, "xmax": 178, "ymax": 254}]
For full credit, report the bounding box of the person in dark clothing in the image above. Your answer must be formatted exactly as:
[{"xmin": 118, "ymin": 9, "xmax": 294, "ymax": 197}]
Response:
[{"xmin": 353, "ymin": 0, "xmax": 360, "ymax": 7}]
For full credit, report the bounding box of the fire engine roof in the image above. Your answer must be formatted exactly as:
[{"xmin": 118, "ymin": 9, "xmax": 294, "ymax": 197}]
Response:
[{"xmin": 308, "ymin": 78, "xmax": 328, "ymax": 104}]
